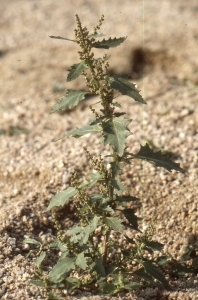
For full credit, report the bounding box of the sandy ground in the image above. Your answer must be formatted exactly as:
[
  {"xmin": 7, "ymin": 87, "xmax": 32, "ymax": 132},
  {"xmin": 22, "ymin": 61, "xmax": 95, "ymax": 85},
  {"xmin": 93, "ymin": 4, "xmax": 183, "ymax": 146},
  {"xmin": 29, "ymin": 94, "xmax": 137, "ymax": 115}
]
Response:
[{"xmin": 0, "ymin": 1, "xmax": 198, "ymax": 299}]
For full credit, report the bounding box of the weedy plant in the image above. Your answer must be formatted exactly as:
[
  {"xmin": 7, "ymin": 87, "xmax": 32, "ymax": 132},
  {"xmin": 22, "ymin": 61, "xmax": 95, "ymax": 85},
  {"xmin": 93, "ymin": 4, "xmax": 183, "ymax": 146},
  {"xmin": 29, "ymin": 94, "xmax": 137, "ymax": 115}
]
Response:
[{"xmin": 24, "ymin": 15, "xmax": 198, "ymax": 298}]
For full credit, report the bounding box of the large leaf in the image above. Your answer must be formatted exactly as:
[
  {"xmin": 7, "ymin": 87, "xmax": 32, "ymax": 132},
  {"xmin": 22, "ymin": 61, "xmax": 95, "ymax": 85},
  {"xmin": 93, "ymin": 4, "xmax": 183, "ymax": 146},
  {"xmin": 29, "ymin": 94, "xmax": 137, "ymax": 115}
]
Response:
[
  {"xmin": 92, "ymin": 37, "xmax": 127, "ymax": 49},
  {"xmin": 142, "ymin": 261, "xmax": 169, "ymax": 288},
  {"xmin": 121, "ymin": 208, "xmax": 139, "ymax": 230},
  {"xmin": 101, "ymin": 117, "xmax": 132, "ymax": 156},
  {"xmin": 67, "ymin": 62, "xmax": 88, "ymax": 82},
  {"xmin": 92, "ymin": 258, "xmax": 106, "ymax": 277},
  {"xmin": 76, "ymin": 252, "xmax": 87, "ymax": 270},
  {"xmin": 66, "ymin": 123, "xmax": 100, "ymax": 138},
  {"xmin": 146, "ymin": 241, "xmax": 164, "ymax": 252},
  {"xmin": 50, "ymin": 90, "xmax": 87, "ymax": 113},
  {"xmin": 108, "ymin": 75, "xmax": 146, "ymax": 104},
  {"xmin": 49, "ymin": 35, "xmax": 76, "ymax": 42},
  {"xmin": 133, "ymin": 267, "xmax": 156, "ymax": 285},
  {"xmin": 48, "ymin": 257, "xmax": 76, "ymax": 283},
  {"xmin": 110, "ymin": 177, "xmax": 126, "ymax": 194},
  {"xmin": 104, "ymin": 217, "xmax": 123, "ymax": 233},
  {"xmin": 129, "ymin": 143, "xmax": 184, "ymax": 173},
  {"xmin": 46, "ymin": 187, "xmax": 77, "ymax": 211}
]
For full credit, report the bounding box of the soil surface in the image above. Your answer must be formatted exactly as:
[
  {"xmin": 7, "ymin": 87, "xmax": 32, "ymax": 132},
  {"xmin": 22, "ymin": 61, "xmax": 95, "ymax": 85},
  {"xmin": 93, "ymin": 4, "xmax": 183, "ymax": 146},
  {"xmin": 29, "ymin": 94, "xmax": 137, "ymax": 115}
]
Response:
[{"xmin": 0, "ymin": 1, "xmax": 198, "ymax": 299}]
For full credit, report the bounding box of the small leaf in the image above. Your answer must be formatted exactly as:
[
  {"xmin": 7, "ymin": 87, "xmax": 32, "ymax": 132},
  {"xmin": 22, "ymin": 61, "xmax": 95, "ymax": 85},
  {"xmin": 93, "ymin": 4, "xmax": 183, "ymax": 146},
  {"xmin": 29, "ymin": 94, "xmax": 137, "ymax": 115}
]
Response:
[
  {"xmin": 105, "ymin": 217, "xmax": 123, "ymax": 233},
  {"xmin": 125, "ymin": 282, "xmax": 141, "ymax": 290},
  {"xmin": 66, "ymin": 124, "xmax": 100, "ymax": 138},
  {"xmin": 92, "ymin": 36, "xmax": 127, "ymax": 49},
  {"xmin": 105, "ymin": 265, "xmax": 117, "ymax": 276},
  {"xmin": 193, "ymin": 257, "xmax": 198, "ymax": 268},
  {"xmin": 101, "ymin": 117, "xmax": 132, "ymax": 156},
  {"xmin": 50, "ymin": 90, "xmax": 87, "ymax": 113},
  {"xmin": 89, "ymin": 173, "xmax": 103, "ymax": 186},
  {"xmin": 76, "ymin": 252, "xmax": 87, "ymax": 270},
  {"xmin": 115, "ymin": 195, "xmax": 139, "ymax": 203},
  {"xmin": 142, "ymin": 261, "xmax": 169, "ymax": 288},
  {"xmin": 110, "ymin": 178, "xmax": 126, "ymax": 194},
  {"xmin": 92, "ymin": 258, "xmax": 106, "ymax": 277},
  {"xmin": 48, "ymin": 257, "xmax": 76, "ymax": 283},
  {"xmin": 46, "ymin": 187, "xmax": 77, "ymax": 211},
  {"xmin": 23, "ymin": 238, "xmax": 41, "ymax": 246},
  {"xmin": 49, "ymin": 35, "xmax": 76, "ymax": 42},
  {"xmin": 108, "ymin": 75, "xmax": 146, "ymax": 104},
  {"xmin": 67, "ymin": 62, "xmax": 88, "ymax": 82},
  {"xmin": 121, "ymin": 208, "xmax": 139, "ymax": 230},
  {"xmin": 100, "ymin": 282, "xmax": 117, "ymax": 294},
  {"xmin": 133, "ymin": 267, "xmax": 156, "ymax": 285},
  {"xmin": 30, "ymin": 280, "xmax": 46, "ymax": 288},
  {"xmin": 129, "ymin": 143, "xmax": 184, "ymax": 173},
  {"xmin": 34, "ymin": 251, "xmax": 46, "ymax": 269},
  {"xmin": 146, "ymin": 241, "xmax": 164, "ymax": 252}
]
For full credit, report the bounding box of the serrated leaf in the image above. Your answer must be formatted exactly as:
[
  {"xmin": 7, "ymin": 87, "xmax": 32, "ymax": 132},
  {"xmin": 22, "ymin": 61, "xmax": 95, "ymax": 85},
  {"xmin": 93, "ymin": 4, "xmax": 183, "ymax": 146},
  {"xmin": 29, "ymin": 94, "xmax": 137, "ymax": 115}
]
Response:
[
  {"xmin": 80, "ymin": 216, "xmax": 100, "ymax": 245},
  {"xmin": 92, "ymin": 258, "xmax": 106, "ymax": 277},
  {"xmin": 142, "ymin": 261, "xmax": 169, "ymax": 288},
  {"xmin": 121, "ymin": 208, "xmax": 139, "ymax": 230},
  {"xmin": 110, "ymin": 177, "xmax": 126, "ymax": 194},
  {"xmin": 50, "ymin": 238, "xmax": 67, "ymax": 252},
  {"xmin": 34, "ymin": 251, "xmax": 46, "ymax": 269},
  {"xmin": 129, "ymin": 143, "xmax": 184, "ymax": 173},
  {"xmin": 101, "ymin": 117, "xmax": 131, "ymax": 156},
  {"xmin": 92, "ymin": 36, "xmax": 127, "ymax": 49},
  {"xmin": 76, "ymin": 252, "xmax": 87, "ymax": 270},
  {"xmin": 88, "ymin": 33, "xmax": 105, "ymax": 38},
  {"xmin": 30, "ymin": 280, "xmax": 46, "ymax": 288},
  {"xmin": 66, "ymin": 123, "xmax": 100, "ymax": 138},
  {"xmin": 146, "ymin": 241, "xmax": 164, "ymax": 252},
  {"xmin": 133, "ymin": 267, "xmax": 156, "ymax": 285},
  {"xmin": 110, "ymin": 161, "xmax": 122, "ymax": 177},
  {"xmin": 46, "ymin": 187, "xmax": 77, "ymax": 211},
  {"xmin": 49, "ymin": 35, "xmax": 76, "ymax": 42},
  {"xmin": 48, "ymin": 257, "xmax": 76, "ymax": 283},
  {"xmin": 66, "ymin": 277, "xmax": 81, "ymax": 292},
  {"xmin": 23, "ymin": 238, "xmax": 41, "ymax": 246},
  {"xmin": 105, "ymin": 217, "xmax": 123, "ymax": 233},
  {"xmin": 108, "ymin": 75, "xmax": 146, "ymax": 104},
  {"xmin": 50, "ymin": 90, "xmax": 87, "ymax": 113},
  {"xmin": 67, "ymin": 62, "xmax": 88, "ymax": 82}
]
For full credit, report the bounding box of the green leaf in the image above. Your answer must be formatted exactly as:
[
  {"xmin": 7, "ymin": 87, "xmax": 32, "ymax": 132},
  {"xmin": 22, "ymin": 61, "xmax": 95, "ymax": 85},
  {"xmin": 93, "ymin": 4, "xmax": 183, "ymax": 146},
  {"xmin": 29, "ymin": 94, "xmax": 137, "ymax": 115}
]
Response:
[
  {"xmin": 146, "ymin": 241, "xmax": 164, "ymax": 252},
  {"xmin": 125, "ymin": 282, "xmax": 141, "ymax": 290},
  {"xmin": 121, "ymin": 208, "xmax": 139, "ymax": 230},
  {"xmin": 34, "ymin": 251, "xmax": 46, "ymax": 269},
  {"xmin": 30, "ymin": 280, "xmax": 46, "ymax": 288},
  {"xmin": 23, "ymin": 238, "xmax": 41, "ymax": 246},
  {"xmin": 50, "ymin": 90, "xmax": 87, "ymax": 113},
  {"xmin": 76, "ymin": 252, "xmax": 87, "ymax": 270},
  {"xmin": 104, "ymin": 217, "xmax": 123, "ymax": 233},
  {"xmin": 133, "ymin": 267, "xmax": 156, "ymax": 285},
  {"xmin": 66, "ymin": 124, "xmax": 100, "ymax": 138},
  {"xmin": 142, "ymin": 261, "xmax": 169, "ymax": 288},
  {"xmin": 110, "ymin": 177, "xmax": 126, "ymax": 194},
  {"xmin": 46, "ymin": 187, "xmax": 77, "ymax": 211},
  {"xmin": 101, "ymin": 117, "xmax": 132, "ymax": 156},
  {"xmin": 89, "ymin": 173, "xmax": 103, "ymax": 186},
  {"xmin": 66, "ymin": 277, "xmax": 81, "ymax": 292},
  {"xmin": 105, "ymin": 265, "xmax": 117, "ymax": 276},
  {"xmin": 49, "ymin": 35, "xmax": 76, "ymax": 42},
  {"xmin": 80, "ymin": 216, "xmax": 100, "ymax": 245},
  {"xmin": 88, "ymin": 33, "xmax": 105, "ymax": 38},
  {"xmin": 100, "ymin": 282, "xmax": 117, "ymax": 294},
  {"xmin": 129, "ymin": 143, "xmax": 184, "ymax": 173},
  {"xmin": 48, "ymin": 257, "xmax": 76, "ymax": 283},
  {"xmin": 110, "ymin": 161, "xmax": 122, "ymax": 177},
  {"xmin": 92, "ymin": 258, "xmax": 106, "ymax": 277},
  {"xmin": 115, "ymin": 195, "xmax": 139, "ymax": 203},
  {"xmin": 193, "ymin": 257, "xmax": 198, "ymax": 268},
  {"xmin": 108, "ymin": 75, "xmax": 146, "ymax": 104},
  {"xmin": 67, "ymin": 62, "xmax": 88, "ymax": 82},
  {"xmin": 92, "ymin": 36, "xmax": 127, "ymax": 49}
]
